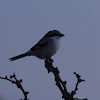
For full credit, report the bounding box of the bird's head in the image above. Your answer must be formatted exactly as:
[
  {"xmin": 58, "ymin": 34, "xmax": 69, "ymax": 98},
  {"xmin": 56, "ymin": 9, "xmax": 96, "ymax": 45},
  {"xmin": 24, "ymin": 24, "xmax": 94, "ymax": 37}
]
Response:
[{"xmin": 46, "ymin": 30, "xmax": 65, "ymax": 38}]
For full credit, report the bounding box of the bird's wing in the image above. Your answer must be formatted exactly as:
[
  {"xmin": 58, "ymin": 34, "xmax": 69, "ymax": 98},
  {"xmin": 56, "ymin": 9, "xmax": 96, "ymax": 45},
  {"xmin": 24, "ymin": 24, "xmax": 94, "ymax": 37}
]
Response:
[
  {"xmin": 29, "ymin": 41, "xmax": 48, "ymax": 51},
  {"xmin": 28, "ymin": 36, "xmax": 49, "ymax": 51}
]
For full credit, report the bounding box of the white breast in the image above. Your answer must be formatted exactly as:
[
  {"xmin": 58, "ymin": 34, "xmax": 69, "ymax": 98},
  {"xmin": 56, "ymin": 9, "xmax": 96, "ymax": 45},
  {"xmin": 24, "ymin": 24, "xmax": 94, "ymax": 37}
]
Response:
[
  {"xmin": 29, "ymin": 36, "xmax": 61, "ymax": 59},
  {"xmin": 49, "ymin": 36, "xmax": 60, "ymax": 55}
]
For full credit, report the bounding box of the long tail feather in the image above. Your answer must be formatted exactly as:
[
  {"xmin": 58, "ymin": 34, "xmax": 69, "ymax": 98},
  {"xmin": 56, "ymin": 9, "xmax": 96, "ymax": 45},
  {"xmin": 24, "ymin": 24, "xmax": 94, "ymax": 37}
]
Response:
[{"xmin": 9, "ymin": 53, "xmax": 28, "ymax": 61}]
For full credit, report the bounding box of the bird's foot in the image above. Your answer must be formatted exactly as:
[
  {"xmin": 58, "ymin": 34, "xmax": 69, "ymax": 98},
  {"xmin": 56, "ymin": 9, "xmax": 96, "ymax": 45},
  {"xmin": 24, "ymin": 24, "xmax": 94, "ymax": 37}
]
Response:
[{"xmin": 45, "ymin": 58, "xmax": 54, "ymax": 62}]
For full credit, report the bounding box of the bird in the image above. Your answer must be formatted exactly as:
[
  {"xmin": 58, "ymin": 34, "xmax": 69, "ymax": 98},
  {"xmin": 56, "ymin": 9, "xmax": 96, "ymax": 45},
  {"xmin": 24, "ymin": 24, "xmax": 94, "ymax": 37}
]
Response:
[{"xmin": 9, "ymin": 30, "xmax": 64, "ymax": 61}]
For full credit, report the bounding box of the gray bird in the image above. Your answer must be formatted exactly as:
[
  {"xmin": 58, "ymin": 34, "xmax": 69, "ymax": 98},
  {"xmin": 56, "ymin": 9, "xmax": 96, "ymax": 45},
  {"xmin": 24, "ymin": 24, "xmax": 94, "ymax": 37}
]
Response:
[{"xmin": 9, "ymin": 30, "xmax": 64, "ymax": 61}]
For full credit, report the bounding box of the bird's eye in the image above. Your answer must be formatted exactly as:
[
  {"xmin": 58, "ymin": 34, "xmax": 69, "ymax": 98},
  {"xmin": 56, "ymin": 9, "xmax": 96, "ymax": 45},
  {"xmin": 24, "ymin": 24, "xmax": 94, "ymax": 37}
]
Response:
[
  {"xmin": 49, "ymin": 35, "xmax": 54, "ymax": 37},
  {"xmin": 49, "ymin": 33, "xmax": 59, "ymax": 37},
  {"xmin": 49, "ymin": 34, "xmax": 55, "ymax": 37}
]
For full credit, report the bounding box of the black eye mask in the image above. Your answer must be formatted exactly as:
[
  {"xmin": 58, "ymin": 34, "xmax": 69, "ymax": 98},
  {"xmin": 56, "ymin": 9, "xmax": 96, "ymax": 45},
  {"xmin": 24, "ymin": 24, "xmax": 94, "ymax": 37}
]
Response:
[{"xmin": 49, "ymin": 33, "xmax": 64, "ymax": 37}]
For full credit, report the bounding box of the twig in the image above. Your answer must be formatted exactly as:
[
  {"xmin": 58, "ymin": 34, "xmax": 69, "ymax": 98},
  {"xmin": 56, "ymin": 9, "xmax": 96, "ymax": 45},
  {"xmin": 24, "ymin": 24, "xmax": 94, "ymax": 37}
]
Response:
[
  {"xmin": 0, "ymin": 73, "xmax": 29, "ymax": 100},
  {"xmin": 44, "ymin": 58, "xmax": 87, "ymax": 100},
  {"xmin": 71, "ymin": 72, "xmax": 85, "ymax": 97},
  {"xmin": 0, "ymin": 59, "xmax": 87, "ymax": 100}
]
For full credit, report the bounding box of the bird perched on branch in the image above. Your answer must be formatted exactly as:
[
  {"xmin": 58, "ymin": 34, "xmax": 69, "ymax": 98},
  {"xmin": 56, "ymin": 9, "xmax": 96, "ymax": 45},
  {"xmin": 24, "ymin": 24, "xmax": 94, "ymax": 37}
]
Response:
[{"xmin": 9, "ymin": 30, "xmax": 64, "ymax": 61}]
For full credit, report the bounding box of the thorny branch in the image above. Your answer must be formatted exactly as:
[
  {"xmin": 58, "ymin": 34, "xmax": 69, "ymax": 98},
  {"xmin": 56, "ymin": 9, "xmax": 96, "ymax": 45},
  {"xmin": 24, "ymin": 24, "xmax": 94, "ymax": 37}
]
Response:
[
  {"xmin": 0, "ymin": 73, "xmax": 29, "ymax": 100},
  {"xmin": 0, "ymin": 59, "xmax": 87, "ymax": 100},
  {"xmin": 71, "ymin": 72, "xmax": 85, "ymax": 97},
  {"xmin": 45, "ymin": 58, "xmax": 87, "ymax": 100}
]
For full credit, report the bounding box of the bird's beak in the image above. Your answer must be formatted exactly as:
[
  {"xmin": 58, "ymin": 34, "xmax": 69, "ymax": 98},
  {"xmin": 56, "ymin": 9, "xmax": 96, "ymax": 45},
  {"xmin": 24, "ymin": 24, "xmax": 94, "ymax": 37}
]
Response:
[{"xmin": 60, "ymin": 34, "xmax": 65, "ymax": 37}]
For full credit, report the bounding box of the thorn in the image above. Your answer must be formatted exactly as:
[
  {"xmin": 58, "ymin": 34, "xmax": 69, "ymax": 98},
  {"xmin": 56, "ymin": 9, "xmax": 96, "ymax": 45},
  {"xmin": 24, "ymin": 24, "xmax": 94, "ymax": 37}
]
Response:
[
  {"xmin": 25, "ymin": 91, "xmax": 29, "ymax": 95},
  {"xmin": 13, "ymin": 73, "xmax": 16, "ymax": 78},
  {"xmin": 20, "ymin": 79, "xmax": 23, "ymax": 83},
  {"xmin": 63, "ymin": 81, "xmax": 67, "ymax": 85},
  {"xmin": 5, "ymin": 76, "xmax": 7, "ymax": 79},
  {"xmin": 10, "ymin": 75, "xmax": 13, "ymax": 79}
]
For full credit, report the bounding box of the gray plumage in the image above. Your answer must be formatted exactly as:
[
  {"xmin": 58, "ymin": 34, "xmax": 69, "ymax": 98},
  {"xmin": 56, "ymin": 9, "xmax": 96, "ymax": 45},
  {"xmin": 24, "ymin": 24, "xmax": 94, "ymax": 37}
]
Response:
[{"xmin": 9, "ymin": 30, "xmax": 64, "ymax": 61}]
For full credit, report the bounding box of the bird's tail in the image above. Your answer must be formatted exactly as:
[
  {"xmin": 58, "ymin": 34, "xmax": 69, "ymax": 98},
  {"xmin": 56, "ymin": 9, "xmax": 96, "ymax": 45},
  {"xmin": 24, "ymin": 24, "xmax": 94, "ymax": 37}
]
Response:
[{"xmin": 9, "ymin": 53, "xmax": 28, "ymax": 61}]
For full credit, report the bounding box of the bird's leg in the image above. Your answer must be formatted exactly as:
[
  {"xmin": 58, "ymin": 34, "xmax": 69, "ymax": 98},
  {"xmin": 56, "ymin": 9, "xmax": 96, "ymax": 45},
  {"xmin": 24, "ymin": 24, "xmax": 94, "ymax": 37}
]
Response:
[
  {"xmin": 49, "ymin": 58, "xmax": 54, "ymax": 62},
  {"xmin": 44, "ymin": 58, "xmax": 53, "ymax": 73},
  {"xmin": 45, "ymin": 58, "xmax": 53, "ymax": 62}
]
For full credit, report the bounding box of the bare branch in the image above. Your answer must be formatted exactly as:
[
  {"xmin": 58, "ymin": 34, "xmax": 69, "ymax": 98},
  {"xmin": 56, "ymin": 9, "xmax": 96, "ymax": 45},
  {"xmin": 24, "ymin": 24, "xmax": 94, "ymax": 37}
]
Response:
[
  {"xmin": 0, "ymin": 73, "xmax": 29, "ymax": 100},
  {"xmin": 71, "ymin": 72, "xmax": 85, "ymax": 97},
  {"xmin": 0, "ymin": 59, "xmax": 87, "ymax": 100},
  {"xmin": 44, "ymin": 58, "xmax": 87, "ymax": 100}
]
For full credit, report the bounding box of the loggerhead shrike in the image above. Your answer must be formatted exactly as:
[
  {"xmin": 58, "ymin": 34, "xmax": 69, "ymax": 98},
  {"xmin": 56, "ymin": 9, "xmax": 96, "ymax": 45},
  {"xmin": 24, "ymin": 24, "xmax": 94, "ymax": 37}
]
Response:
[{"xmin": 9, "ymin": 30, "xmax": 64, "ymax": 61}]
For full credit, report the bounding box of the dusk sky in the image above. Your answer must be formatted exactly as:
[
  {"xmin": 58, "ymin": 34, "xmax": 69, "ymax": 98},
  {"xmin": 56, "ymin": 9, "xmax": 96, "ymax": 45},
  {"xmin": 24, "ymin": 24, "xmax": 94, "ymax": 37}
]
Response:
[{"xmin": 0, "ymin": 0, "xmax": 100, "ymax": 100}]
